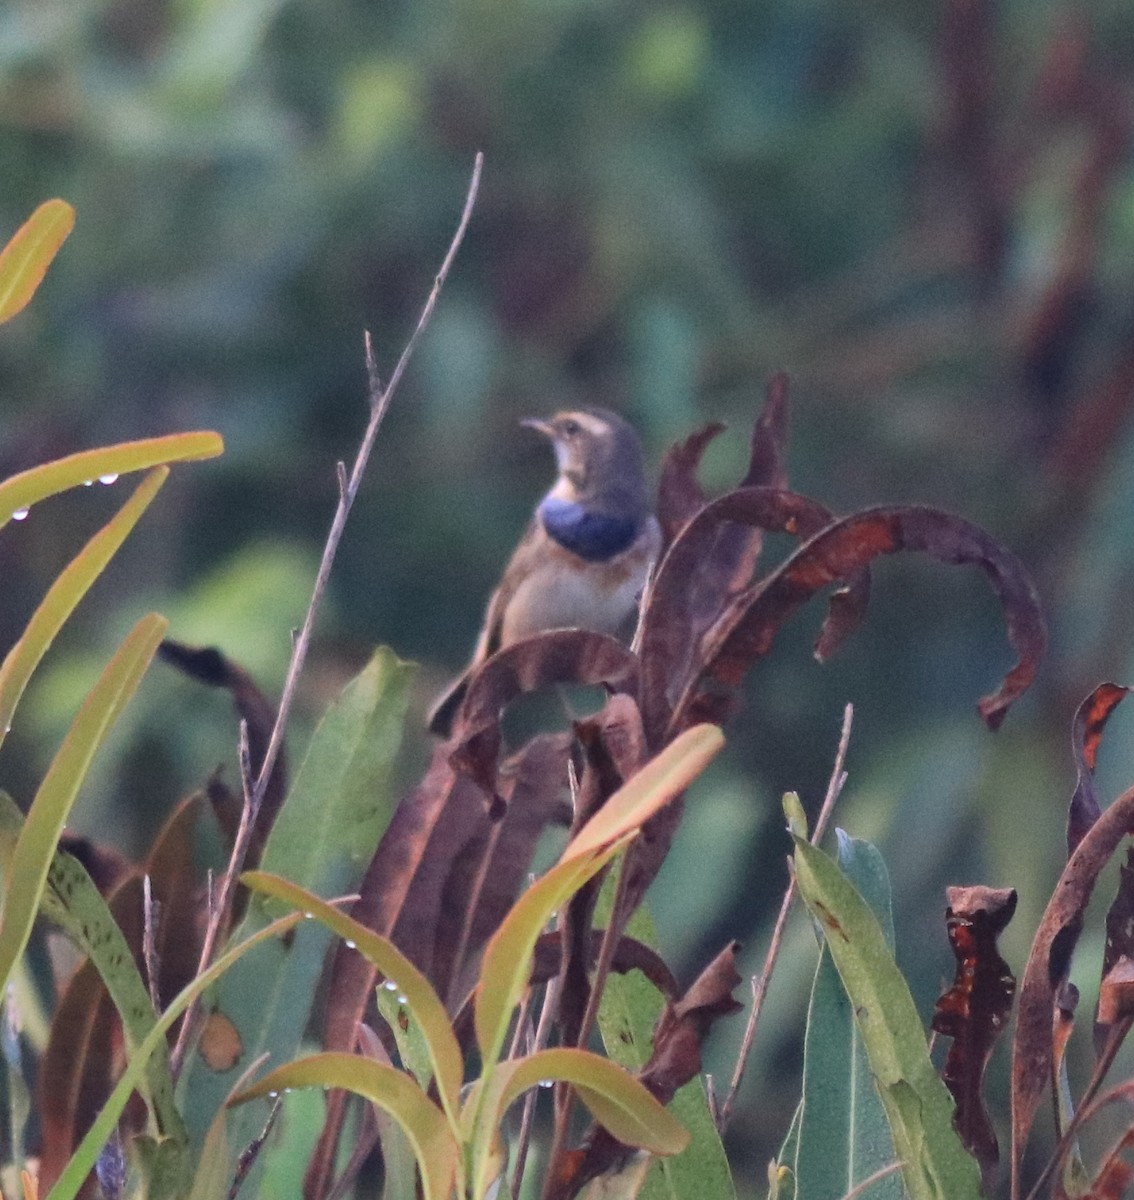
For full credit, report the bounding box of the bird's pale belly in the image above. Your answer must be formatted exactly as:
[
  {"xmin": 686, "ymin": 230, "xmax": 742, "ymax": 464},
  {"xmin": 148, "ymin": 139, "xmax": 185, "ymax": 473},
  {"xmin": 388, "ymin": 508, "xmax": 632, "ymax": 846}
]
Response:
[{"xmin": 500, "ymin": 554, "xmax": 648, "ymax": 645}]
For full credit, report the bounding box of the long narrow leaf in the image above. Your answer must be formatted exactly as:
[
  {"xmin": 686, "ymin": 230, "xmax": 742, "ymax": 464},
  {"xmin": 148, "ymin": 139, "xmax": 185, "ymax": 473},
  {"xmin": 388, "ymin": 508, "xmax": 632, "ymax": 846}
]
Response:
[
  {"xmin": 44, "ymin": 911, "xmax": 303, "ymax": 1200},
  {"xmin": 0, "ymin": 793, "xmax": 186, "ymax": 1163},
  {"xmin": 0, "ymin": 199, "xmax": 75, "ymax": 324},
  {"xmin": 792, "ymin": 835, "xmax": 982, "ymax": 1200},
  {"xmin": 231, "ymin": 1053, "xmax": 458, "ymax": 1200},
  {"xmin": 0, "ymin": 614, "xmax": 167, "ymax": 997},
  {"xmin": 241, "ymin": 870, "xmax": 463, "ymax": 1125},
  {"xmin": 475, "ymin": 838, "xmax": 631, "ymax": 1072},
  {"xmin": 0, "ymin": 432, "xmax": 222, "ymax": 526},
  {"xmin": 0, "ymin": 467, "xmax": 168, "ymax": 751}
]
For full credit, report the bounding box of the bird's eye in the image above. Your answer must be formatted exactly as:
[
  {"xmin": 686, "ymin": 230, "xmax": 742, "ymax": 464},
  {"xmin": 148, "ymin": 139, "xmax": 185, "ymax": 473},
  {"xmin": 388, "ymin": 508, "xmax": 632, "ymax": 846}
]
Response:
[{"xmin": 561, "ymin": 419, "xmax": 580, "ymax": 437}]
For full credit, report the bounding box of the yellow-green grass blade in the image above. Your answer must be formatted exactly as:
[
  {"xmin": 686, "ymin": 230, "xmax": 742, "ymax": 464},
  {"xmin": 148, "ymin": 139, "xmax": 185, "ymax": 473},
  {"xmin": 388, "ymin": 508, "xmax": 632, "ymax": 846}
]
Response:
[
  {"xmin": 0, "ymin": 467, "xmax": 168, "ymax": 752},
  {"xmin": 0, "ymin": 199, "xmax": 75, "ymax": 324},
  {"xmin": 44, "ymin": 911, "xmax": 302, "ymax": 1200},
  {"xmin": 0, "ymin": 432, "xmax": 222, "ymax": 527},
  {"xmin": 231, "ymin": 1053, "xmax": 458, "ymax": 1200},
  {"xmin": 241, "ymin": 870, "xmax": 463, "ymax": 1128},
  {"xmin": 474, "ymin": 838, "xmax": 630, "ymax": 1074},
  {"xmin": 0, "ymin": 614, "xmax": 167, "ymax": 997},
  {"xmin": 562, "ymin": 725, "xmax": 724, "ymax": 863}
]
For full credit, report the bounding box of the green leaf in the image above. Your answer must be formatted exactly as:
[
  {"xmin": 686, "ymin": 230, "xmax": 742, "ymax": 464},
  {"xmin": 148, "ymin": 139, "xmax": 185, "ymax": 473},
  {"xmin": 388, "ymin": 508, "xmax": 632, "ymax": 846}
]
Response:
[
  {"xmin": 45, "ymin": 910, "xmax": 303, "ymax": 1200},
  {"xmin": 0, "ymin": 793, "xmax": 187, "ymax": 1180},
  {"xmin": 563, "ymin": 725, "xmax": 725, "ymax": 863},
  {"xmin": 475, "ymin": 838, "xmax": 630, "ymax": 1073},
  {"xmin": 0, "ymin": 431, "xmax": 223, "ymax": 527},
  {"xmin": 231, "ymin": 1053, "xmax": 458, "ymax": 1200},
  {"xmin": 0, "ymin": 613, "xmax": 167, "ymax": 999},
  {"xmin": 792, "ymin": 831, "xmax": 901, "ymax": 1200},
  {"xmin": 376, "ymin": 980, "xmax": 434, "ymax": 1094},
  {"xmin": 177, "ymin": 649, "xmax": 414, "ymax": 1159},
  {"xmin": 597, "ymin": 902, "xmax": 737, "ymax": 1200},
  {"xmin": 791, "ymin": 834, "xmax": 982, "ymax": 1200},
  {"xmin": 240, "ymin": 870, "xmax": 461, "ymax": 1124},
  {"xmin": 0, "ymin": 467, "xmax": 168, "ymax": 753},
  {"xmin": 0, "ymin": 199, "xmax": 75, "ymax": 324},
  {"xmin": 467, "ymin": 1048, "xmax": 688, "ymax": 1200}
]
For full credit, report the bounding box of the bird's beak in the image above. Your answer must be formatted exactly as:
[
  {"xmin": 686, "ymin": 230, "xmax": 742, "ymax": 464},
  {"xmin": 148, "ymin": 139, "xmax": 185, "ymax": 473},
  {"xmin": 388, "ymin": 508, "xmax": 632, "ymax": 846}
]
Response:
[{"xmin": 520, "ymin": 417, "xmax": 556, "ymax": 440}]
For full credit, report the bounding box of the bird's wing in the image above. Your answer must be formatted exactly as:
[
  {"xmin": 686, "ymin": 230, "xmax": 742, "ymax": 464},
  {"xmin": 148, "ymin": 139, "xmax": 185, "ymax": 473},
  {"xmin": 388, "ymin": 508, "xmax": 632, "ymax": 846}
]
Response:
[{"xmin": 426, "ymin": 517, "xmax": 542, "ymax": 737}]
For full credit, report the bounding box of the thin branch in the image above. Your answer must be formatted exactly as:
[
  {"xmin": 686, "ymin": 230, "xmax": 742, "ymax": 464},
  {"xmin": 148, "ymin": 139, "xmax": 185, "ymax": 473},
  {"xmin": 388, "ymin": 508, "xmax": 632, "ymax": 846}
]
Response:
[
  {"xmin": 511, "ymin": 977, "xmax": 562, "ymax": 1199},
  {"xmin": 717, "ymin": 701, "xmax": 854, "ymax": 1131},
  {"xmin": 142, "ymin": 874, "xmax": 162, "ymax": 1013},
  {"xmin": 168, "ymin": 151, "xmax": 483, "ymax": 1076},
  {"xmin": 839, "ymin": 1161, "xmax": 904, "ymax": 1200}
]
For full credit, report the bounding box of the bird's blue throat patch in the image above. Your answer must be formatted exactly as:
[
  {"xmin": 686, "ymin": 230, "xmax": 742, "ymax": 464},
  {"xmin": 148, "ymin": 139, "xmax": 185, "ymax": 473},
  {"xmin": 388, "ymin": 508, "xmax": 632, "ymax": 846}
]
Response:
[{"xmin": 538, "ymin": 496, "xmax": 638, "ymax": 561}]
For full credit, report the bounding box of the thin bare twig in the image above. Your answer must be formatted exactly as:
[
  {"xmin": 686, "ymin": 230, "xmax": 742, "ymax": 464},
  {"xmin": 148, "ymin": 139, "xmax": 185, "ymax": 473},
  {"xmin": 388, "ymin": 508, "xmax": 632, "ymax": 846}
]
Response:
[
  {"xmin": 717, "ymin": 701, "xmax": 854, "ymax": 1131},
  {"xmin": 168, "ymin": 151, "xmax": 483, "ymax": 1076},
  {"xmin": 511, "ymin": 977, "xmax": 562, "ymax": 1199},
  {"xmin": 142, "ymin": 874, "xmax": 161, "ymax": 1013},
  {"xmin": 839, "ymin": 1161, "xmax": 904, "ymax": 1200}
]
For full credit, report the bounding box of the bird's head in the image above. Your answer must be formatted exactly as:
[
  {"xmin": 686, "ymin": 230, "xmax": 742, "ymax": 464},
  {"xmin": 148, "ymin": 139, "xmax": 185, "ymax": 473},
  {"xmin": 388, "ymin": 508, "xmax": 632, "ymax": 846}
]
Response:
[{"xmin": 521, "ymin": 408, "xmax": 649, "ymax": 513}]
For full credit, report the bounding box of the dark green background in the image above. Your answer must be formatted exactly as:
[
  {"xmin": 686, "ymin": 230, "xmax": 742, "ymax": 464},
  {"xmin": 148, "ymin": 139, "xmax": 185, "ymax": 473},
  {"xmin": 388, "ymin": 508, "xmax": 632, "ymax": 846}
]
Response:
[{"xmin": 4, "ymin": 0, "xmax": 1134, "ymax": 1187}]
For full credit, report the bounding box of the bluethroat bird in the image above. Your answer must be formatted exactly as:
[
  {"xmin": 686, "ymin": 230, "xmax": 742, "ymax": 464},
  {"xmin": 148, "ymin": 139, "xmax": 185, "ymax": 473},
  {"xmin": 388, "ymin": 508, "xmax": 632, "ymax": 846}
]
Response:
[{"xmin": 428, "ymin": 408, "xmax": 661, "ymax": 737}]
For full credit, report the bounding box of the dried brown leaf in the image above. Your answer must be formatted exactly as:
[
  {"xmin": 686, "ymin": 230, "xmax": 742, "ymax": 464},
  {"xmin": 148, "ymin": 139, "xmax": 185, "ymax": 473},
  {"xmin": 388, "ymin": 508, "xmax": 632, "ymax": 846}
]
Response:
[
  {"xmin": 931, "ymin": 885, "xmax": 1017, "ymax": 1186},
  {"xmin": 1012, "ymin": 782, "xmax": 1134, "ymax": 1182},
  {"xmin": 677, "ymin": 504, "xmax": 1045, "ymax": 737},
  {"xmin": 1068, "ymin": 683, "xmax": 1130, "ymax": 855}
]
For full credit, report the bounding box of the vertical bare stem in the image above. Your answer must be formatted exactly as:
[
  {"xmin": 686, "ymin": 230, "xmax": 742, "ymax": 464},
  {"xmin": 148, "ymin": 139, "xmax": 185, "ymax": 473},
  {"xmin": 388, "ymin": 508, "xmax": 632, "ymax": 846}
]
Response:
[{"xmin": 168, "ymin": 152, "xmax": 483, "ymax": 1077}]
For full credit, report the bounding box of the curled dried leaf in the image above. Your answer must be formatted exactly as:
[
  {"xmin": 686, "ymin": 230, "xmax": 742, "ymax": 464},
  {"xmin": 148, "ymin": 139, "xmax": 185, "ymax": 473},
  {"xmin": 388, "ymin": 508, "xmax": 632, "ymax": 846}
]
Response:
[{"xmin": 1067, "ymin": 683, "xmax": 1130, "ymax": 855}]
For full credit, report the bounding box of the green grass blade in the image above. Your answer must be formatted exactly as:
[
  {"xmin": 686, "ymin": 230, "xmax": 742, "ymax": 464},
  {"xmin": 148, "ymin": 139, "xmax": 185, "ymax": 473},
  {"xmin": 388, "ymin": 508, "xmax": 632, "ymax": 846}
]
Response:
[
  {"xmin": 0, "ymin": 432, "xmax": 223, "ymax": 527},
  {"xmin": 0, "ymin": 467, "xmax": 169, "ymax": 752},
  {"xmin": 0, "ymin": 199, "xmax": 75, "ymax": 324},
  {"xmin": 44, "ymin": 911, "xmax": 302, "ymax": 1200},
  {"xmin": 231, "ymin": 1053, "xmax": 458, "ymax": 1200},
  {"xmin": 176, "ymin": 649, "xmax": 413, "ymax": 1165},
  {"xmin": 475, "ymin": 839, "xmax": 630, "ymax": 1073},
  {"xmin": 241, "ymin": 870, "xmax": 462, "ymax": 1126},
  {"xmin": 0, "ymin": 613, "xmax": 167, "ymax": 998},
  {"xmin": 792, "ymin": 834, "xmax": 982, "ymax": 1200},
  {"xmin": 0, "ymin": 793, "xmax": 186, "ymax": 1162}
]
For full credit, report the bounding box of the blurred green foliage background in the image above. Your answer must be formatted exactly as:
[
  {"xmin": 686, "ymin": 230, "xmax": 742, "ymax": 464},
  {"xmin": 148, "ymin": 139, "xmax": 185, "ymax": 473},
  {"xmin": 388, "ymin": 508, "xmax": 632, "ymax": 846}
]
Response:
[{"xmin": 4, "ymin": 0, "xmax": 1134, "ymax": 1186}]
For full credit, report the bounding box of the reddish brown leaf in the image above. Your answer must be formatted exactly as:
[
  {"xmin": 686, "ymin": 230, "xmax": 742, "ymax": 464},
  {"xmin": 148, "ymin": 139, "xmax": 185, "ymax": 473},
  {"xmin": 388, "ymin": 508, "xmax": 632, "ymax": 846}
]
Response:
[
  {"xmin": 1067, "ymin": 683, "xmax": 1130, "ymax": 855},
  {"xmin": 741, "ymin": 371, "xmax": 791, "ymax": 491},
  {"xmin": 549, "ymin": 942, "xmax": 743, "ymax": 1200},
  {"xmin": 158, "ymin": 640, "xmax": 286, "ymax": 862},
  {"xmin": 931, "ymin": 885, "xmax": 1017, "ymax": 1186},
  {"xmin": 656, "ymin": 421, "xmax": 726, "ymax": 545},
  {"xmin": 640, "ymin": 485, "xmax": 867, "ymax": 746},
  {"xmin": 449, "ymin": 630, "xmax": 638, "ymax": 794},
  {"xmin": 676, "ymin": 505, "xmax": 1046, "ymax": 737},
  {"xmin": 55, "ymin": 835, "xmax": 131, "ymax": 896},
  {"xmin": 1012, "ymin": 782, "xmax": 1134, "ymax": 1184},
  {"xmin": 1098, "ymin": 957, "xmax": 1134, "ymax": 1026}
]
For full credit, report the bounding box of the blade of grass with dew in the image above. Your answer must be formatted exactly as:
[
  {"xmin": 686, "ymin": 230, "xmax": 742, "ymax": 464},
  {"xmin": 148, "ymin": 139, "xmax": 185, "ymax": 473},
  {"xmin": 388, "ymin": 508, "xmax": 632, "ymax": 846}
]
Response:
[
  {"xmin": 231, "ymin": 1053, "xmax": 458, "ymax": 1200},
  {"xmin": 44, "ymin": 910, "xmax": 303, "ymax": 1200},
  {"xmin": 0, "ymin": 432, "xmax": 222, "ymax": 527},
  {"xmin": 176, "ymin": 650, "xmax": 414, "ymax": 1157},
  {"xmin": 240, "ymin": 870, "xmax": 461, "ymax": 1124},
  {"xmin": 0, "ymin": 792, "xmax": 186, "ymax": 1157},
  {"xmin": 0, "ymin": 467, "xmax": 168, "ymax": 753},
  {"xmin": 0, "ymin": 199, "xmax": 74, "ymax": 323},
  {"xmin": 0, "ymin": 613, "xmax": 167, "ymax": 999},
  {"xmin": 792, "ymin": 834, "xmax": 981, "ymax": 1200}
]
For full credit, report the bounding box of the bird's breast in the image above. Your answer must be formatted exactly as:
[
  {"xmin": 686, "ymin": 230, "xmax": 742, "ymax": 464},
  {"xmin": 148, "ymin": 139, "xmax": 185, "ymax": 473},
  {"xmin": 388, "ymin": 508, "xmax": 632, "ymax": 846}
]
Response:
[{"xmin": 500, "ymin": 518, "xmax": 661, "ymax": 645}]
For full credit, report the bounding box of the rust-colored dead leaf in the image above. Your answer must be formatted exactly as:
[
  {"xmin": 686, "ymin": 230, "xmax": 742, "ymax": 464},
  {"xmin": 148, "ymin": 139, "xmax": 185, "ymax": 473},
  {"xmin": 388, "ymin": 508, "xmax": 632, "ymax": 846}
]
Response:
[
  {"xmin": 1067, "ymin": 683, "xmax": 1130, "ymax": 855},
  {"xmin": 1012, "ymin": 782, "xmax": 1134, "ymax": 1184},
  {"xmin": 931, "ymin": 885, "xmax": 1017, "ymax": 1186}
]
